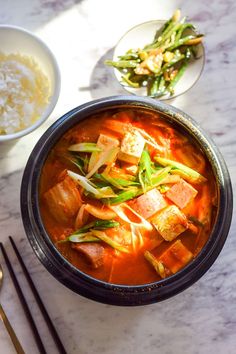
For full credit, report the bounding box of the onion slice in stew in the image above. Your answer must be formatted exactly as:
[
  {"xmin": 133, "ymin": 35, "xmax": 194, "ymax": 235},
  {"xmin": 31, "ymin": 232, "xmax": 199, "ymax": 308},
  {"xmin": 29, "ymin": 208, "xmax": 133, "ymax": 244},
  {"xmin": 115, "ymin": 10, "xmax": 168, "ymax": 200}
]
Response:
[
  {"xmin": 109, "ymin": 203, "xmax": 153, "ymax": 230},
  {"xmin": 86, "ymin": 147, "xmax": 120, "ymax": 179},
  {"xmin": 84, "ymin": 204, "xmax": 117, "ymax": 220},
  {"xmin": 91, "ymin": 230, "xmax": 130, "ymax": 253},
  {"xmin": 130, "ymin": 224, "xmax": 144, "ymax": 252},
  {"xmin": 75, "ymin": 204, "xmax": 89, "ymax": 229},
  {"xmin": 134, "ymin": 127, "xmax": 165, "ymax": 152}
]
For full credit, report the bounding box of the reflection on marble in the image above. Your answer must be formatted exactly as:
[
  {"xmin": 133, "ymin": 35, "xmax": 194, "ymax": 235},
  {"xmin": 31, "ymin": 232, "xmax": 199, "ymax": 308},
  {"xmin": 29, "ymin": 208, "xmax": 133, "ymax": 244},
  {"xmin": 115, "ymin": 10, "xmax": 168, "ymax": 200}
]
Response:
[{"xmin": 0, "ymin": 0, "xmax": 235, "ymax": 353}]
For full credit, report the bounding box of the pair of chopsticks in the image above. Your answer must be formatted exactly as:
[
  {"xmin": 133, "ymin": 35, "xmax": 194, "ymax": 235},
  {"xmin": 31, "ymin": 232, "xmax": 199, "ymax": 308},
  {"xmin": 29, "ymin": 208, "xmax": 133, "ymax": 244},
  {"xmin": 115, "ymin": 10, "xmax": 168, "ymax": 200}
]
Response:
[{"xmin": 0, "ymin": 237, "xmax": 67, "ymax": 354}]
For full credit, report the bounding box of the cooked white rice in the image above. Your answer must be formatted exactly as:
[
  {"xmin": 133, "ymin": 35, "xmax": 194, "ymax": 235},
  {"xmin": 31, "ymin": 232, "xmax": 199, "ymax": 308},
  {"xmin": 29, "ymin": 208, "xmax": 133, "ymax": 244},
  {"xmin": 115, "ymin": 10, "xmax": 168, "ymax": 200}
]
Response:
[{"xmin": 0, "ymin": 52, "xmax": 51, "ymax": 135}]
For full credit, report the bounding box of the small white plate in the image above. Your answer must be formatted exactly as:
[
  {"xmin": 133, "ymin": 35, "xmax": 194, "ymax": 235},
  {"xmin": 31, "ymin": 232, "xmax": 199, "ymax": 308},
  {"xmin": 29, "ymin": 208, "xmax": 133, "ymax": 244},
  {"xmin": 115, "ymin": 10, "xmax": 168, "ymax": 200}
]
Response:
[{"xmin": 113, "ymin": 20, "xmax": 205, "ymax": 100}]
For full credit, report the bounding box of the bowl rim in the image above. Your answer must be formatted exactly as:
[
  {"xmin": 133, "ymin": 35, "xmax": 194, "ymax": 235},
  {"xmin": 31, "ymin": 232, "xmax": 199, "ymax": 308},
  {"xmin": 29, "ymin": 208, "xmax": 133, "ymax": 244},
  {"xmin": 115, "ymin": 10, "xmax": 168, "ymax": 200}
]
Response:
[
  {"xmin": 0, "ymin": 24, "xmax": 61, "ymax": 142},
  {"xmin": 20, "ymin": 95, "xmax": 233, "ymax": 305},
  {"xmin": 112, "ymin": 19, "xmax": 205, "ymax": 101}
]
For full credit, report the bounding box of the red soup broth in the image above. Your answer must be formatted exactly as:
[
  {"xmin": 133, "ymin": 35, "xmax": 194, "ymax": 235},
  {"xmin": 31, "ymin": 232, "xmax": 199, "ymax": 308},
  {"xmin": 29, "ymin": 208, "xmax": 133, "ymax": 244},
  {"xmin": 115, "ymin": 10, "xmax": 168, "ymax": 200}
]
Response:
[{"xmin": 39, "ymin": 109, "xmax": 217, "ymax": 285}]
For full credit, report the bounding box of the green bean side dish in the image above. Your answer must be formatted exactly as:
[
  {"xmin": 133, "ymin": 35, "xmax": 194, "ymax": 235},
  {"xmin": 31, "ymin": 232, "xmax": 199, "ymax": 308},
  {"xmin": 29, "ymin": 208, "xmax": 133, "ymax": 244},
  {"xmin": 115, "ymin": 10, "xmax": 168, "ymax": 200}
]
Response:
[{"xmin": 105, "ymin": 9, "xmax": 204, "ymax": 98}]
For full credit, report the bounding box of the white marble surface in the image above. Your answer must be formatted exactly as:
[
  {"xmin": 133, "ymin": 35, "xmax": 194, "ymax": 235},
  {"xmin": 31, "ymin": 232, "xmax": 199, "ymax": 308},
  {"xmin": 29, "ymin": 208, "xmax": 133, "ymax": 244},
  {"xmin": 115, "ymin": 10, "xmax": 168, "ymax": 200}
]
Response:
[{"xmin": 0, "ymin": 0, "xmax": 236, "ymax": 353}]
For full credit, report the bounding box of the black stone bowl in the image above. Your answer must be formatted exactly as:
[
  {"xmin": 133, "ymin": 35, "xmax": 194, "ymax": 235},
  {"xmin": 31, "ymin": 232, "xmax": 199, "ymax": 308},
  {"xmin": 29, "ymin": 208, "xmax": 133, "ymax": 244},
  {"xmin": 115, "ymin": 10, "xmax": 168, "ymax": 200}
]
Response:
[{"xmin": 21, "ymin": 96, "xmax": 233, "ymax": 306}]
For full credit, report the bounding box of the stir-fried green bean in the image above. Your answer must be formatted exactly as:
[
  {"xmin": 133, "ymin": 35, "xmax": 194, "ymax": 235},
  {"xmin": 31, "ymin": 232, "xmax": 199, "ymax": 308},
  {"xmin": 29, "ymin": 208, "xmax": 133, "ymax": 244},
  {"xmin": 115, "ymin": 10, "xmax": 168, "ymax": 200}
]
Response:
[
  {"xmin": 148, "ymin": 76, "xmax": 167, "ymax": 98},
  {"xmin": 118, "ymin": 52, "xmax": 139, "ymax": 60},
  {"xmin": 175, "ymin": 23, "xmax": 194, "ymax": 41},
  {"xmin": 161, "ymin": 53, "xmax": 185, "ymax": 72},
  {"xmin": 167, "ymin": 60, "xmax": 188, "ymax": 95},
  {"xmin": 121, "ymin": 73, "xmax": 140, "ymax": 88},
  {"xmin": 167, "ymin": 35, "xmax": 196, "ymax": 51},
  {"xmin": 105, "ymin": 9, "xmax": 204, "ymax": 98},
  {"xmin": 105, "ymin": 60, "xmax": 139, "ymax": 68}
]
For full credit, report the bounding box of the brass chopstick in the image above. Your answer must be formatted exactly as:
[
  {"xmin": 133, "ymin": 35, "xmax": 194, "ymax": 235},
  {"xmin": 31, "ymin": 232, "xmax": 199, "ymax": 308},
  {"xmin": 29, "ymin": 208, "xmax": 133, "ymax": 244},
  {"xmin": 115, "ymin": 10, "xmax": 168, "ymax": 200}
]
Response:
[
  {"xmin": 0, "ymin": 242, "xmax": 47, "ymax": 354},
  {"xmin": 0, "ymin": 303, "xmax": 25, "ymax": 354},
  {"xmin": 9, "ymin": 236, "xmax": 67, "ymax": 354}
]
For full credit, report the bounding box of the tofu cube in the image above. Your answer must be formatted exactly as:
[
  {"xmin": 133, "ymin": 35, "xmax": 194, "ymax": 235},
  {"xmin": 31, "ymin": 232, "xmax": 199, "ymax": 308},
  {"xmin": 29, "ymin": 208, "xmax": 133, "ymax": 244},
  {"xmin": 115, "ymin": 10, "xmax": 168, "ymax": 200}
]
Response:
[
  {"xmin": 97, "ymin": 133, "xmax": 120, "ymax": 150},
  {"xmin": 129, "ymin": 188, "xmax": 167, "ymax": 219},
  {"xmin": 151, "ymin": 205, "xmax": 188, "ymax": 241},
  {"xmin": 118, "ymin": 130, "xmax": 145, "ymax": 164},
  {"xmin": 159, "ymin": 239, "xmax": 193, "ymax": 274},
  {"xmin": 166, "ymin": 179, "xmax": 198, "ymax": 209},
  {"xmin": 88, "ymin": 134, "xmax": 119, "ymax": 171},
  {"xmin": 123, "ymin": 164, "xmax": 138, "ymax": 176}
]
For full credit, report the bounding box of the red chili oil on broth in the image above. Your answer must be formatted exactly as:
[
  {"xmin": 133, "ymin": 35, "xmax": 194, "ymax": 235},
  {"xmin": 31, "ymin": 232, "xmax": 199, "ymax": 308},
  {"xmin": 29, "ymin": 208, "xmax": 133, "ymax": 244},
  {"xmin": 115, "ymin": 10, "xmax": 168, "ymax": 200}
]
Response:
[{"xmin": 39, "ymin": 109, "xmax": 217, "ymax": 285}]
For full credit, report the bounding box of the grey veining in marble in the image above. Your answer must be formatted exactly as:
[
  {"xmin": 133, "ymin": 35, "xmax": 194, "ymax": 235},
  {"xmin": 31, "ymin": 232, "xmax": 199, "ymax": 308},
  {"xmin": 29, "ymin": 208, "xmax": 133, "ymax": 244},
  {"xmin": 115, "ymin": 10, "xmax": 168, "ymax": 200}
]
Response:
[{"xmin": 0, "ymin": 0, "xmax": 236, "ymax": 353}]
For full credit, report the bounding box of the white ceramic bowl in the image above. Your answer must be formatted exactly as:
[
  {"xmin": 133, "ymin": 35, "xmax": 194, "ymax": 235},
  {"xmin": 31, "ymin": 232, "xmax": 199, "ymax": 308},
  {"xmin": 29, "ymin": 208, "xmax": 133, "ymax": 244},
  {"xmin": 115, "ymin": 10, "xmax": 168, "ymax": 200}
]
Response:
[
  {"xmin": 0, "ymin": 25, "xmax": 61, "ymax": 142},
  {"xmin": 112, "ymin": 20, "xmax": 205, "ymax": 100}
]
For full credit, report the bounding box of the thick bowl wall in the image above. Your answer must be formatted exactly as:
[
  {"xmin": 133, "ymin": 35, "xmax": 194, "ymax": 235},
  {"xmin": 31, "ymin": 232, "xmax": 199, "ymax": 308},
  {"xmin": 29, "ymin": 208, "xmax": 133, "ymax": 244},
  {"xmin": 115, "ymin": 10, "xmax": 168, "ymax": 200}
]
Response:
[{"xmin": 21, "ymin": 96, "xmax": 233, "ymax": 306}]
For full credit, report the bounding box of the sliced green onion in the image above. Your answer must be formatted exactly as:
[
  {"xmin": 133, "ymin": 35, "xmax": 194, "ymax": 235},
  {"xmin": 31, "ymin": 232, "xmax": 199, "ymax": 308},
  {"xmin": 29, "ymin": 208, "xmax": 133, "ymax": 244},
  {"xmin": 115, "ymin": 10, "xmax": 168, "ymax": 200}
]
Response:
[
  {"xmin": 144, "ymin": 251, "xmax": 167, "ymax": 278},
  {"xmin": 154, "ymin": 157, "xmax": 207, "ymax": 184},
  {"xmin": 109, "ymin": 167, "xmax": 137, "ymax": 181},
  {"xmin": 57, "ymin": 231, "xmax": 99, "ymax": 244},
  {"xmin": 97, "ymin": 172, "xmax": 139, "ymax": 190},
  {"xmin": 105, "ymin": 187, "xmax": 139, "ymax": 205},
  {"xmin": 100, "ymin": 173, "xmax": 126, "ymax": 189},
  {"xmin": 61, "ymin": 219, "xmax": 120, "ymax": 243},
  {"xmin": 157, "ymin": 184, "xmax": 170, "ymax": 193},
  {"xmin": 86, "ymin": 147, "xmax": 119, "ymax": 179},
  {"xmin": 68, "ymin": 170, "xmax": 99, "ymax": 193},
  {"xmin": 91, "ymin": 230, "xmax": 130, "ymax": 253},
  {"xmin": 104, "ymin": 167, "xmax": 171, "ymax": 204},
  {"xmin": 68, "ymin": 143, "xmax": 102, "ymax": 153},
  {"xmin": 67, "ymin": 155, "xmax": 86, "ymax": 175},
  {"xmin": 97, "ymin": 187, "xmax": 117, "ymax": 198},
  {"xmin": 93, "ymin": 219, "xmax": 120, "ymax": 229},
  {"xmin": 91, "ymin": 177, "xmax": 110, "ymax": 188},
  {"xmin": 138, "ymin": 149, "xmax": 153, "ymax": 193},
  {"xmin": 67, "ymin": 170, "xmax": 117, "ymax": 198},
  {"xmin": 73, "ymin": 220, "xmax": 120, "ymax": 234},
  {"xmin": 69, "ymin": 233, "xmax": 100, "ymax": 243},
  {"xmin": 150, "ymin": 166, "xmax": 172, "ymax": 185},
  {"xmin": 113, "ymin": 178, "xmax": 139, "ymax": 187}
]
